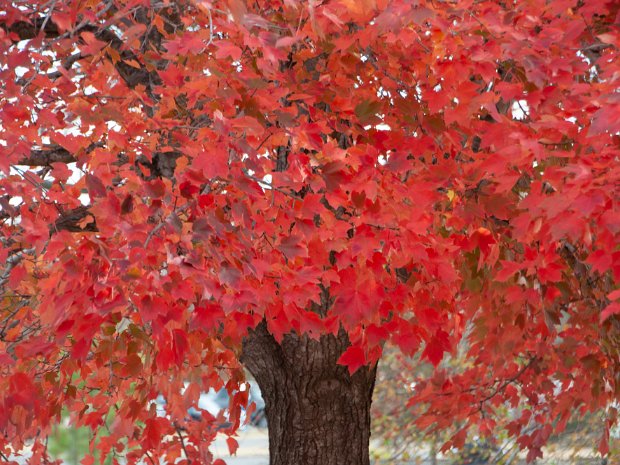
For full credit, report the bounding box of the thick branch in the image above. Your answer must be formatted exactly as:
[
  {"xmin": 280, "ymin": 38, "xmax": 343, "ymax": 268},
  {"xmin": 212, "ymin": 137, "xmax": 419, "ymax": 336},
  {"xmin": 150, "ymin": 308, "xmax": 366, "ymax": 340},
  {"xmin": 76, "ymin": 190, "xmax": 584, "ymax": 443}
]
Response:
[
  {"xmin": 3, "ymin": 18, "xmax": 60, "ymax": 41},
  {"xmin": 5, "ymin": 12, "xmax": 160, "ymax": 93},
  {"xmin": 18, "ymin": 146, "xmax": 76, "ymax": 166},
  {"xmin": 51, "ymin": 206, "xmax": 97, "ymax": 233},
  {"xmin": 17, "ymin": 142, "xmax": 110, "ymax": 166}
]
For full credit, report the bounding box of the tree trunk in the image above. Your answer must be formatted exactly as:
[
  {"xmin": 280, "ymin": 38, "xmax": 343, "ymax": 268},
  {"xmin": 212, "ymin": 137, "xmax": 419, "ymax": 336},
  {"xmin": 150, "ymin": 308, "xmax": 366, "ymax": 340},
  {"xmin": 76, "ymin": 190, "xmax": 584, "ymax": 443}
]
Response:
[{"xmin": 241, "ymin": 322, "xmax": 377, "ymax": 465}]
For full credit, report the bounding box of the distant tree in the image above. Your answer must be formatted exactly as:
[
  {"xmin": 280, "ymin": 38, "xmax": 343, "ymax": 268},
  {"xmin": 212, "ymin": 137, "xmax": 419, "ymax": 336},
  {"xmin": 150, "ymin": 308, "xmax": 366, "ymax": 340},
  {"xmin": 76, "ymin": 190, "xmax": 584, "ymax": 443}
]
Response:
[{"xmin": 1, "ymin": 1, "xmax": 619, "ymax": 464}]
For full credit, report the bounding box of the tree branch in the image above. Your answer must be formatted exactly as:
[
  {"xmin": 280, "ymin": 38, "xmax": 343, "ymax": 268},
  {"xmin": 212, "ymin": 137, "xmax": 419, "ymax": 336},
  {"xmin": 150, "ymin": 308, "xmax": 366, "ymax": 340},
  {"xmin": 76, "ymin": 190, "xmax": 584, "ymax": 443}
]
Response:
[
  {"xmin": 51, "ymin": 206, "xmax": 97, "ymax": 233},
  {"xmin": 18, "ymin": 146, "xmax": 76, "ymax": 166}
]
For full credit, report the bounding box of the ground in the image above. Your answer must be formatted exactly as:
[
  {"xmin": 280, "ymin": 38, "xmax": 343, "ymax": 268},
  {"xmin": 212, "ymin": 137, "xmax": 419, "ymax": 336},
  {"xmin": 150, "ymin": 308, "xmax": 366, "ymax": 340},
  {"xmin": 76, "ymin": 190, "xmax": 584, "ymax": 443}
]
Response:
[{"xmin": 212, "ymin": 428, "xmax": 269, "ymax": 465}]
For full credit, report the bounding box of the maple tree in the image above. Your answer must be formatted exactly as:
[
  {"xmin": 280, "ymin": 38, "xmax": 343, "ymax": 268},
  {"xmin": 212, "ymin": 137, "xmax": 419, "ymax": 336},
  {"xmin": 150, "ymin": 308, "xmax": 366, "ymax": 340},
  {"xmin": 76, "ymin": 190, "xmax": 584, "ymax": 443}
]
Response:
[{"xmin": 1, "ymin": 0, "xmax": 619, "ymax": 464}]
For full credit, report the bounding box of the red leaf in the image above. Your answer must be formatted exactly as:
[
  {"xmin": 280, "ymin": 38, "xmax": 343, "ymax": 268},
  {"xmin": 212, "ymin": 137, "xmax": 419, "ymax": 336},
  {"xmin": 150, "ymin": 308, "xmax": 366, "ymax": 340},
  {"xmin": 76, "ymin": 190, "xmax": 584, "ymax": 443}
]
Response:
[
  {"xmin": 588, "ymin": 105, "xmax": 620, "ymax": 137},
  {"xmin": 354, "ymin": 100, "xmax": 382, "ymax": 124},
  {"xmin": 120, "ymin": 194, "xmax": 134, "ymax": 214},
  {"xmin": 192, "ymin": 303, "xmax": 224, "ymax": 330},
  {"xmin": 267, "ymin": 312, "xmax": 291, "ymax": 343},
  {"xmin": 172, "ymin": 329, "xmax": 188, "ymax": 366},
  {"xmin": 8, "ymin": 263, "xmax": 27, "ymax": 289},
  {"xmin": 470, "ymin": 227, "xmax": 495, "ymax": 255},
  {"xmin": 599, "ymin": 431, "xmax": 609, "ymax": 456},
  {"xmin": 422, "ymin": 330, "xmax": 450, "ymax": 366},
  {"xmin": 227, "ymin": 437, "xmax": 239, "ymax": 455},
  {"xmin": 0, "ymin": 353, "xmax": 15, "ymax": 366},
  {"xmin": 607, "ymin": 289, "xmax": 620, "ymax": 301},
  {"xmin": 299, "ymin": 311, "xmax": 324, "ymax": 337},
  {"xmin": 451, "ymin": 428, "xmax": 467, "ymax": 449},
  {"xmin": 496, "ymin": 261, "xmax": 523, "ymax": 282},
  {"xmin": 192, "ymin": 150, "xmax": 229, "ymax": 178},
  {"xmin": 600, "ymin": 302, "xmax": 620, "ymax": 322},
  {"xmin": 85, "ymin": 173, "xmax": 106, "ymax": 198},
  {"xmin": 275, "ymin": 35, "xmax": 301, "ymax": 48},
  {"xmin": 143, "ymin": 418, "xmax": 163, "ymax": 450},
  {"xmin": 337, "ymin": 346, "xmax": 366, "ymax": 375},
  {"xmin": 277, "ymin": 235, "xmax": 308, "ymax": 260},
  {"xmin": 80, "ymin": 455, "xmax": 95, "ymax": 465},
  {"xmin": 586, "ymin": 250, "xmax": 612, "ymax": 274}
]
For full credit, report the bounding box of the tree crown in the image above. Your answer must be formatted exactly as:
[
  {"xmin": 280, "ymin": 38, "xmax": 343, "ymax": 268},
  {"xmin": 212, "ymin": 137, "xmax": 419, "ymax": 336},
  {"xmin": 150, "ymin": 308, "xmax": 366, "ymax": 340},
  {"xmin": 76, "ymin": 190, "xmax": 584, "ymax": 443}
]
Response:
[{"xmin": 1, "ymin": 0, "xmax": 619, "ymax": 463}]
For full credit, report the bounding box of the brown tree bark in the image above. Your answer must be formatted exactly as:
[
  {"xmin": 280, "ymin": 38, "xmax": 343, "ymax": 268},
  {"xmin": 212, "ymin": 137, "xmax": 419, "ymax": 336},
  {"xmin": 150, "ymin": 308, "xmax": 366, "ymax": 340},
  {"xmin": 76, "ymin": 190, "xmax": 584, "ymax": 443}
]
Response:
[{"xmin": 241, "ymin": 322, "xmax": 377, "ymax": 465}]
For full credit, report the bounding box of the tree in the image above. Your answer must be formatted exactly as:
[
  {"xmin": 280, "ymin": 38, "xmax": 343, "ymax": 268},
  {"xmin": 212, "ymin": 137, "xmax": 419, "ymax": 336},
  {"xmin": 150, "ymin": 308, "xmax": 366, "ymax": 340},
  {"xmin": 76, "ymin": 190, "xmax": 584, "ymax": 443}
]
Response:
[{"xmin": 0, "ymin": 0, "xmax": 619, "ymax": 464}]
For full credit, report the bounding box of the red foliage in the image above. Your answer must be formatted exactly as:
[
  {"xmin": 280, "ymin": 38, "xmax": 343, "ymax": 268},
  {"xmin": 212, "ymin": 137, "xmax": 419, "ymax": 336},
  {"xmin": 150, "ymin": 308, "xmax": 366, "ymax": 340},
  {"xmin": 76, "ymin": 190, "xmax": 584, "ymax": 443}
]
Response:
[{"xmin": 0, "ymin": 0, "xmax": 619, "ymax": 463}]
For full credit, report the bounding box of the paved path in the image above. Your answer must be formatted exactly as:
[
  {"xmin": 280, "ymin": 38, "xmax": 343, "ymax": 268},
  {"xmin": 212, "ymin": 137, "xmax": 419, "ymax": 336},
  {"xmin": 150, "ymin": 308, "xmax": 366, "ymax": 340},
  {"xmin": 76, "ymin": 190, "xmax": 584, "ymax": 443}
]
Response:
[{"xmin": 211, "ymin": 427, "xmax": 269, "ymax": 465}]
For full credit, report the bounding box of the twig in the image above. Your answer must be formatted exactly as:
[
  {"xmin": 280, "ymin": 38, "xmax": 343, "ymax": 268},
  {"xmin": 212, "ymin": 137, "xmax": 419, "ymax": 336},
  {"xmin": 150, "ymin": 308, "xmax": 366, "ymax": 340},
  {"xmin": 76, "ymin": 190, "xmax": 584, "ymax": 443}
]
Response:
[
  {"xmin": 144, "ymin": 450, "xmax": 156, "ymax": 465},
  {"xmin": 144, "ymin": 202, "xmax": 191, "ymax": 247},
  {"xmin": 39, "ymin": 0, "xmax": 59, "ymax": 35},
  {"xmin": 144, "ymin": 184, "xmax": 213, "ymax": 247},
  {"xmin": 175, "ymin": 425, "xmax": 190, "ymax": 459},
  {"xmin": 466, "ymin": 9, "xmax": 500, "ymax": 40},
  {"xmin": 576, "ymin": 43, "xmax": 613, "ymax": 52},
  {"xmin": 477, "ymin": 356, "xmax": 537, "ymax": 409},
  {"xmin": 206, "ymin": 5, "xmax": 214, "ymax": 46},
  {"xmin": 0, "ymin": 248, "xmax": 36, "ymax": 286},
  {"xmin": 242, "ymin": 169, "xmax": 303, "ymax": 200}
]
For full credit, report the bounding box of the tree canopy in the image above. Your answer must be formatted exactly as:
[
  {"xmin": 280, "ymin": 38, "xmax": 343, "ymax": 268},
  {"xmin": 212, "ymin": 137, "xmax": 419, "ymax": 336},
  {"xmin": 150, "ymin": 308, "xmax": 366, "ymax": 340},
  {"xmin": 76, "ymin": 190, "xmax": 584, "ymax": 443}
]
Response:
[{"xmin": 1, "ymin": 0, "xmax": 619, "ymax": 463}]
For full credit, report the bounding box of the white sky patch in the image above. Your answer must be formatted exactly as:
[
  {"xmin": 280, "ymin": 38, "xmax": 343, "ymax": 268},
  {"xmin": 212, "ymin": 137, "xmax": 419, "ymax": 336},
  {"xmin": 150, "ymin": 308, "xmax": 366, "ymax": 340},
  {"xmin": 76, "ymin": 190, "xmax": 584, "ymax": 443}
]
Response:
[
  {"xmin": 14, "ymin": 66, "xmax": 29, "ymax": 77},
  {"xmin": 377, "ymin": 86, "xmax": 390, "ymax": 98},
  {"xmin": 10, "ymin": 166, "xmax": 39, "ymax": 179},
  {"xmin": 10, "ymin": 162, "xmax": 84, "ymax": 186},
  {"xmin": 511, "ymin": 99, "xmax": 530, "ymax": 120},
  {"xmin": 64, "ymin": 122, "xmax": 85, "ymax": 136},
  {"xmin": 8, "ymin": 196, "xmax": 23, "ymax": 207},
  {"xmin": 107, "ymin": 121, "xmax": 122, "ymax": 132},
  {"xmin": 109, "ymin": 24, "xmax": 124, "ymax": 38},
  {"xmin": 79, "ymin": 192, "xmax": 91, "ymax": 205},
  {"xmin": 260, "ymin": 174, "xmax": 272, "ymax": 190},
  {"xmin": 364, "ymin": 122, "xmax": 390, "ymax": 131},
  {"xmin": 84, "ymin": 85, "xmax": 98, "ymax": 95},
  {"xmin": 67, "ymin": 163, "xmax": 84, "ymax": 185},
  {"xmin": 588, "ymin": 65, "xmax": 599, "ymax": 81},
  {"xmin": 576, "ymin": 50, "xmax": 591, "ymax": 65},
  {"xmin": 16, "ymin": 39, "xmax": 29, "ymax": 51}
]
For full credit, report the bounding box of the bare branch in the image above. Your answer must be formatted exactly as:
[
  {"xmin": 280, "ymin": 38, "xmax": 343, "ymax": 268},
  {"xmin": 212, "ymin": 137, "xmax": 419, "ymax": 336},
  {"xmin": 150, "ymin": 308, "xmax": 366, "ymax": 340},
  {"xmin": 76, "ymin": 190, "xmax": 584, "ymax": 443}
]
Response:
[
  {"xmin": 18, "ymin": 146, "xmax": 76, "ymax": 166},
  {"xmin": 51, "ymin": 206, "xmax": 97, "ymax": 233}
]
